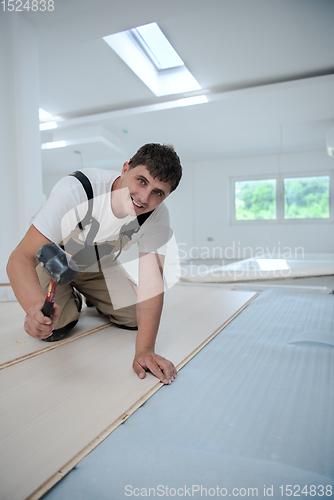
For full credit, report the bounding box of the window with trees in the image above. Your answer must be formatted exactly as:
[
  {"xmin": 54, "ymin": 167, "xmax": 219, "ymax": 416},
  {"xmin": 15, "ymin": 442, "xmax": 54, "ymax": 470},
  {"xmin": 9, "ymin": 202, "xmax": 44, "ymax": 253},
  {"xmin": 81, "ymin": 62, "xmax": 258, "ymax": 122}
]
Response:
[
  {"xmin": 283, "ymin": 176, "xmax": 330, "ymax": 219},
  {"xmin": 235, "ymin": 179, "xmax": 277, "ymax": 221},
  {"xmin": 232, "ymin": 174, "xmax": 331, "ymax": 223}
]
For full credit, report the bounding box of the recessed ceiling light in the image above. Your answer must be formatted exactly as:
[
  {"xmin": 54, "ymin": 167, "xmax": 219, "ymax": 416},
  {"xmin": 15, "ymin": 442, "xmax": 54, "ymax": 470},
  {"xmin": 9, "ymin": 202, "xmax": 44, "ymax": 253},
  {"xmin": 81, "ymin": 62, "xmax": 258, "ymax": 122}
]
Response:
[
  {"xmin": 39, "ymin": 121, "xmax": 57, "ymax": 131},
  {"xmin": 39, "ymin": 108, "xmax": 53, "ymax": 121},
  {"xmin": 41, "ymin": 140, "xmax": 67, "ymax": 150},
  {"xmin": 176, "ymin": 96, "xmax": 208, "ymax": 107}
]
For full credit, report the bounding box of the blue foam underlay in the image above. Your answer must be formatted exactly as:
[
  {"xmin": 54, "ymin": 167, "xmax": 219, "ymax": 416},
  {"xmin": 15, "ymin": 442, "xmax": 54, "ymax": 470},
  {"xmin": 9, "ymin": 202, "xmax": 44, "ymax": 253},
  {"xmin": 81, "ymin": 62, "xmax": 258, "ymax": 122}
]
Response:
[{"xmin": 42, "ymin": 289, "xmax": 334, "ymax": 500}]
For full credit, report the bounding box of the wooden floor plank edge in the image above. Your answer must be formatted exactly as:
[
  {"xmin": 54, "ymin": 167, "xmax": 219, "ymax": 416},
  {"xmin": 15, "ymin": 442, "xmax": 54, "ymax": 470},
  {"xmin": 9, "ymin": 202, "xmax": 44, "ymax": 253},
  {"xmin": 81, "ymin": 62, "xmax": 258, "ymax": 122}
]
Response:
[
  {"xmin": 181, "ymin": 274, "xmax": 334, "ymax": 283},
  {"xmin": 27, "ymin": 293, "xmax": 258, "ymax": 500},
  {"xmin": 0, "ymin": 322, "xmax": 111, "ymax": 371},
  {"xmin": 27, "ymin": 382, "xmax": 164, "ymax": 500}
]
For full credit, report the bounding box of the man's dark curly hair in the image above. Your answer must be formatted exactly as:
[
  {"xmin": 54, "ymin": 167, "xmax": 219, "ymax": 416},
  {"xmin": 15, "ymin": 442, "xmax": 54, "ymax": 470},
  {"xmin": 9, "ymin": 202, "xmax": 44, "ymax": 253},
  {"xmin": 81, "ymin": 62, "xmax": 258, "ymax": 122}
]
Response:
[{"xmin": 129, "ymin": 143, "xmax": 182, "ymax": 193}]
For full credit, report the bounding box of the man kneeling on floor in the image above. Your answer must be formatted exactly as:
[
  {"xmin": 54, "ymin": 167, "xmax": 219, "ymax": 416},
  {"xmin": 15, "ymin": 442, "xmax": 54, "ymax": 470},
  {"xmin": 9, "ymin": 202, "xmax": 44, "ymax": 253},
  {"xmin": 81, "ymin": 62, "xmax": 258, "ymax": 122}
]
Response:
[{"xmin": 7, "ymin": 143, "xmax": 182, "ymax": 385}]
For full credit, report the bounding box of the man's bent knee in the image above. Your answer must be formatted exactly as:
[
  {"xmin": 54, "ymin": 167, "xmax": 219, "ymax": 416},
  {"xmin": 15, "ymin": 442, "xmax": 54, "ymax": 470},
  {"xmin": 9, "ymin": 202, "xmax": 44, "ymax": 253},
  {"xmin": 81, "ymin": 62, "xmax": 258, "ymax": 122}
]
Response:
[{"xmin": 109, "ymin": 304, "xmax": 137, "ymax": 330}]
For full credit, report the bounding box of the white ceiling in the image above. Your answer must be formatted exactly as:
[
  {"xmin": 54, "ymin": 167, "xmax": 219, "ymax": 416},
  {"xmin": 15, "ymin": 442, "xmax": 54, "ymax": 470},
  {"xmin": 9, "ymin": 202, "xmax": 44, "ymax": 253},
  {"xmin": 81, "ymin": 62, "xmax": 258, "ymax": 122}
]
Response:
[{"xmin": 24, "ymin": 0, "xmax": 334, "ymax": 175}]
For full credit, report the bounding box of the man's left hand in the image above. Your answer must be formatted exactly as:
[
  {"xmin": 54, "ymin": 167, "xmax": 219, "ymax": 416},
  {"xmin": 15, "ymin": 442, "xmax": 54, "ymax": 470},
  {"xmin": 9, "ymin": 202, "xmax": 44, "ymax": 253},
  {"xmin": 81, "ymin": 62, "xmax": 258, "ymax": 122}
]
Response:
[{"xmin": 133, "ymin": 350, "xmax": 177, "ymax": 385}]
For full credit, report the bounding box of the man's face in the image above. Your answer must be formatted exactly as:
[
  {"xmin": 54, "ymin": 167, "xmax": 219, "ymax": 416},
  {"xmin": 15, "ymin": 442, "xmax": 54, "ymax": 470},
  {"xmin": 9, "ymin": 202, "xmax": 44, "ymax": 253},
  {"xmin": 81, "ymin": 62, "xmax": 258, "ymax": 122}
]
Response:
[{"xmin": 117, "ymin": 163, "xmax": 172, "ymax": 217}]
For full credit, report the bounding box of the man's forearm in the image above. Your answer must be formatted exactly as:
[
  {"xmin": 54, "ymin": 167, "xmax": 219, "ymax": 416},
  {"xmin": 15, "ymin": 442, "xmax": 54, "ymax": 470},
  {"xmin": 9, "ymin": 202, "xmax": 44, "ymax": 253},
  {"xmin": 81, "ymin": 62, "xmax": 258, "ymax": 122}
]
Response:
[
  {"xmin": 135, "ymin": 292, "xmax": 164, "ymax": 354},
  {"xmin": 132, "ymin": 251, "xmax": 176, "ymax": 385},
  {"xmin": 6, "ymin": 225, "xmax": 53, "ymax": 313},
  {"xmin": 6, "ymin": 226, "xmax": 60, "ymax": 339},
  {"xmin": 7, "ymin": 250, "xmax": 45, "ymax": 312},
  {"xmin": 133, "ymin": 290, "xmax": 176, "ymax": 384}
]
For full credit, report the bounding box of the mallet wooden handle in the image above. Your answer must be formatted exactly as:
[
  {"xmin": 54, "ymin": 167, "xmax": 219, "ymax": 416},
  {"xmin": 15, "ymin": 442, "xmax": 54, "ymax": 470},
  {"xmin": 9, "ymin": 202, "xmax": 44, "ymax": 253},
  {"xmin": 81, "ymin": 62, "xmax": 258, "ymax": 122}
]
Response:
[{"xmin": 41, "ymin": 278, "xmax": 57, "ymax": 318}]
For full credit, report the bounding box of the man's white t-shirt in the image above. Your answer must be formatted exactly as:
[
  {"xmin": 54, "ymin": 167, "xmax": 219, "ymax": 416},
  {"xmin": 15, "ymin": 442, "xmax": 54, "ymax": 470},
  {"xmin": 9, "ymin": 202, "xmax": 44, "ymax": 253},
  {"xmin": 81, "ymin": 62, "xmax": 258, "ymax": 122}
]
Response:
[{"xmin": 32, "ymin": 168, "xmax": 171, "ymax": 256}]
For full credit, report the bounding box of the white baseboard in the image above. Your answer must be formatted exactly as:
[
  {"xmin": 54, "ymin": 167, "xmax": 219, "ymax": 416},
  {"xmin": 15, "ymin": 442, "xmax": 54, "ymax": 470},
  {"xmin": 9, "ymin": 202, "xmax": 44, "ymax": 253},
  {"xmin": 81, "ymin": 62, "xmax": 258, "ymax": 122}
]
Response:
[{"xmin": 0, "ymin": 286, "xmax": 17, "ymax": 302}]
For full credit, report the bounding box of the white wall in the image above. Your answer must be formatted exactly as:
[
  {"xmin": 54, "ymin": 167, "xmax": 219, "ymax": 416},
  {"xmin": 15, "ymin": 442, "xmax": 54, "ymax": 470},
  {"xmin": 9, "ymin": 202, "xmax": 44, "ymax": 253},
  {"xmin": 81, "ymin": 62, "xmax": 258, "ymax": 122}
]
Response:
[
  {"xmin": 0, "ymin": 13, "xmax": 45, "ymax": 283},
  {"xmin": 164, "ymin": 161, "xmax": 194, "ymax": 255},
  {"xmin": 167, "ymin": 150, "xmax": 334, "ymax": 261}
]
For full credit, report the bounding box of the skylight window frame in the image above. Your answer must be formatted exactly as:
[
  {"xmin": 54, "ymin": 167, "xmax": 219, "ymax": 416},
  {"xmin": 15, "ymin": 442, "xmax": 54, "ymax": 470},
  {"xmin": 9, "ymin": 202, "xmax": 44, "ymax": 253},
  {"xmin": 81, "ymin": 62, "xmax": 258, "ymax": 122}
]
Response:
[
  {"xmin": 129, "ymin": 23, "xmax": 184, "ymax": 71},
  {"xmin": 103, "ymin": 23, "xmax": 201, "ymax": 97}
]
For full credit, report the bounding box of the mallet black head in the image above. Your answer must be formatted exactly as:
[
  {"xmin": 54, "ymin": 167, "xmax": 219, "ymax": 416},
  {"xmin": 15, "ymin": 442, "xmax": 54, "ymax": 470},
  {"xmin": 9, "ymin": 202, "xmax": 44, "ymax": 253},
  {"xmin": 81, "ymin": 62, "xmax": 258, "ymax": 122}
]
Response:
[{"xmin": 36, "ymin": 242, "xmax": 79, "ymax": 285}]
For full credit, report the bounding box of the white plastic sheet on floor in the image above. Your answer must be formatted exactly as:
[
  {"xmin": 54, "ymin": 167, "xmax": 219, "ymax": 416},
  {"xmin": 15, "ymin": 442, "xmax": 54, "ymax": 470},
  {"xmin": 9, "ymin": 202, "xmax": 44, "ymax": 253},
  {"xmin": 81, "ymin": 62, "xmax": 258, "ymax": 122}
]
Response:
[
  {"xmin": 182, "ymin": 253, "xmax": 334, "ymax": 283},
  {"xmin": 42, "ymin": 288, "xmax": 334, "ymax": 500}
]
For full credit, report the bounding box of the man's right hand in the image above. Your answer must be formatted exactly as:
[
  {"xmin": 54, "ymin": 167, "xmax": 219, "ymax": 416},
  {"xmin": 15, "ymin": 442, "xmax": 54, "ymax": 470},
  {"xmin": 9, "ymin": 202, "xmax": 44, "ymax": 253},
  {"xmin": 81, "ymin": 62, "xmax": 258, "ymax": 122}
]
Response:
[
  {"xmin": 6, "ymin": 225, "xmax": 60, "ymax": 339},
  {"xmin": 24, "ymin": 300, "xmax": 61, "ymax": 339}
]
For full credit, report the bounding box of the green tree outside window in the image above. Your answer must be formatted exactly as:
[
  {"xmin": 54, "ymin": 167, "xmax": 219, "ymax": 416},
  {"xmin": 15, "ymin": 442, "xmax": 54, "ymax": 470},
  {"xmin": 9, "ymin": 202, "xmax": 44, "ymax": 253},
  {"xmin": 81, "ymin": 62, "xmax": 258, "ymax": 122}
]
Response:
[
  {"xmin": 235, "ymin": 179, "xmax": 276, "ymax": 220},
  {"xmin": 284, "ymin": 176, "xmax": 330, "ymax": 219}
]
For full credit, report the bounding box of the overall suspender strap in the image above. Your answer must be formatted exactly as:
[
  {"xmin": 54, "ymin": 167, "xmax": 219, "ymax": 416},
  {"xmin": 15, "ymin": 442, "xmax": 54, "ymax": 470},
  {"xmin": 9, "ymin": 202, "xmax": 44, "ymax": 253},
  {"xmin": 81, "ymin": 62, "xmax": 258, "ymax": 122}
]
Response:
[
  {"xmin": 137, "ymin": 210, "xmax": 154, "ymax": 226},
  {"xmin": 69, "ymin": 170, "xmax": 94, "ymax": 230}
]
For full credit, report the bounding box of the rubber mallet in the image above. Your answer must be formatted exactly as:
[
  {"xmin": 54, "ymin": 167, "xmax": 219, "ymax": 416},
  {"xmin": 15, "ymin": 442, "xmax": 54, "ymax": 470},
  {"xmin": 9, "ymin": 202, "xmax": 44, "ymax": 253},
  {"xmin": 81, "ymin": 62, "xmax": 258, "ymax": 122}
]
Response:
[{"xmin": 36, "ymin": 242, "xmax": 79, "ymax": 318}]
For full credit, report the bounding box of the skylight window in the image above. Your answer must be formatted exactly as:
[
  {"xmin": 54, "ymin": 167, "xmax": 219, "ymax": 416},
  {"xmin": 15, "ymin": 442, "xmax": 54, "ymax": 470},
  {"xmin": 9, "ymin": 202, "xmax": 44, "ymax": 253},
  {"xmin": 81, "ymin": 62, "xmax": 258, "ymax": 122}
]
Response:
[
  {"xmin": 103, "ymin": 22, "xmax": 201, "ymax": 97},
  {"xmin": 130, "ymin": 22, "xmax": 184, "ymax": 70}
]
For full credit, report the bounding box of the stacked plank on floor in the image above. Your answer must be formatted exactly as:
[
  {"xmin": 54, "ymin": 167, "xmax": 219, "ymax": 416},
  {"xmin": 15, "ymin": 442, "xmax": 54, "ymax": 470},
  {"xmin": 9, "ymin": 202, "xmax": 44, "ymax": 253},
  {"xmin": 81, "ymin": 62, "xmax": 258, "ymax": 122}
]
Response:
[{"xmin": 0, "ymin": 286, "xmax": 257, "ymax": 500}]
